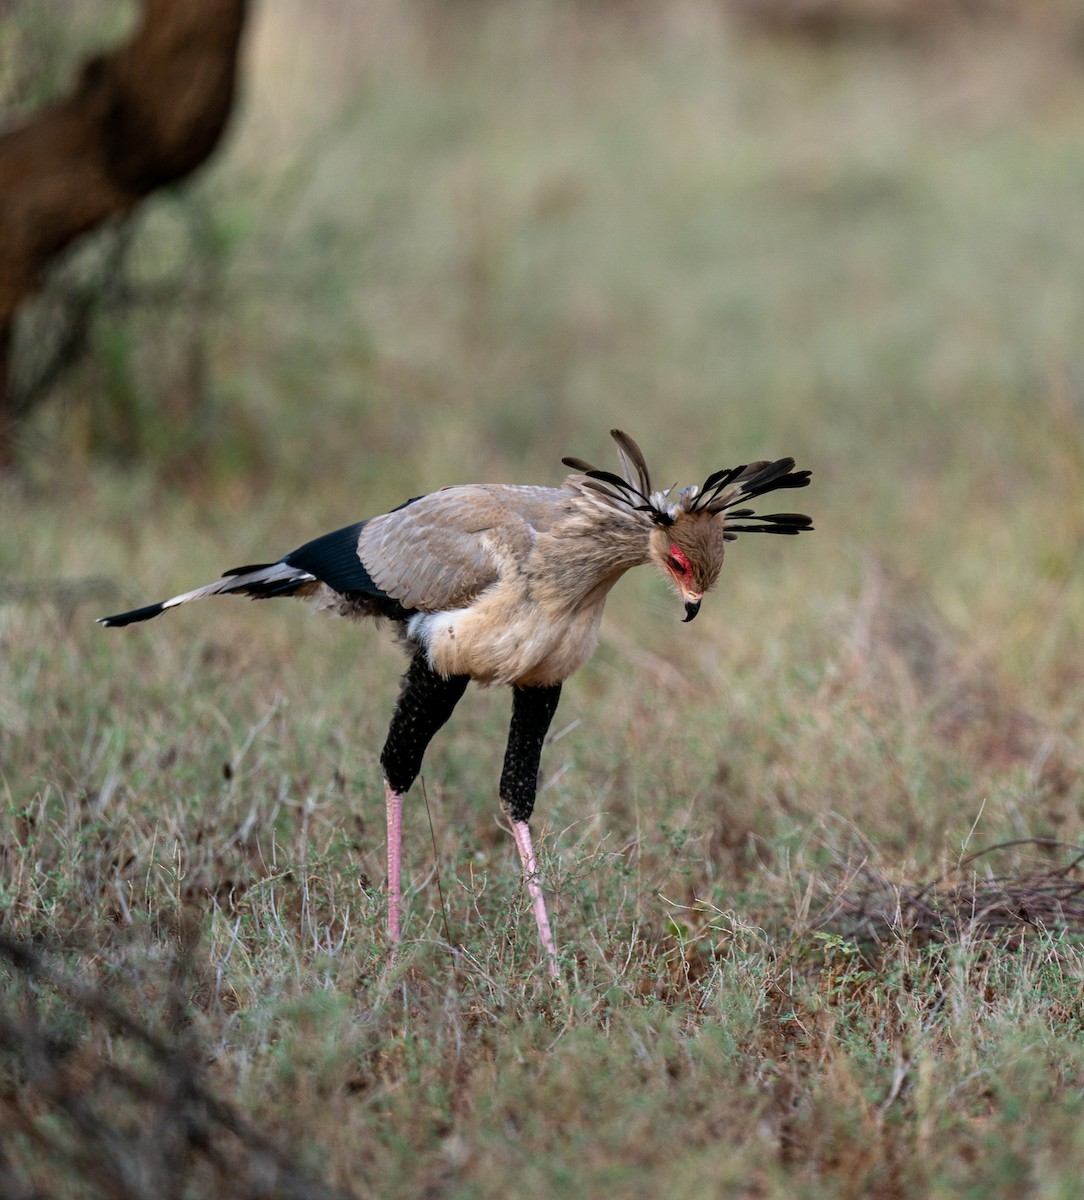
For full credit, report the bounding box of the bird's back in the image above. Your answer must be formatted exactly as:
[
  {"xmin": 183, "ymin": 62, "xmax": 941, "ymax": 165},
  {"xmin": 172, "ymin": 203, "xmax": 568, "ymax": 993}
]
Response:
[{"xmin": 356, "ymin": 483, "xmax": 579, "ymax": 614}]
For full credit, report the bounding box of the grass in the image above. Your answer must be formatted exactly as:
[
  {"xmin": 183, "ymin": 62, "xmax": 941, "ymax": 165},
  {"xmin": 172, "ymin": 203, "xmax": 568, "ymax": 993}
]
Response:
[{"xmin": 4, "ymin": 1, "xmax": 1084, "ymax": 1195}]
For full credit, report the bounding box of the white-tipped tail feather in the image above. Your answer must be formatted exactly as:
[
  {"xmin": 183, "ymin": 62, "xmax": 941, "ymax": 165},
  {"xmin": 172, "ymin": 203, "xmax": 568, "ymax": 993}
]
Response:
[{"xmin": 98, "ymin": 563, "xmax": 316, "ymax": 627}]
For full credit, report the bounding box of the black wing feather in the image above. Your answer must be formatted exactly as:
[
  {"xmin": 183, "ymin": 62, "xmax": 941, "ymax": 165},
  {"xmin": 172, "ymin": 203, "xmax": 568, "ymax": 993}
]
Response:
[{"xmin": 283, "ymin": 520, "xmax": 415, "ymax": 620}]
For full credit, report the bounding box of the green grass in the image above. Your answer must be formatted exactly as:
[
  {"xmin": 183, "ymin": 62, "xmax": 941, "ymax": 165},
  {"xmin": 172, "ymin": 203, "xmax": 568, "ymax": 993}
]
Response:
[{"xmin": 4, "ymin": 2, "xmax": 1084, "ymax": 1196}]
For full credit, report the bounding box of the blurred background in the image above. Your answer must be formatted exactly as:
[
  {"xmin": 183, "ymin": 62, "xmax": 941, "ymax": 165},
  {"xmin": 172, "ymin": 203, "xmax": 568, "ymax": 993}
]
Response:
[{"xmin": 4, "ymin": 0, "xmax": 1082, "ymax": 500}]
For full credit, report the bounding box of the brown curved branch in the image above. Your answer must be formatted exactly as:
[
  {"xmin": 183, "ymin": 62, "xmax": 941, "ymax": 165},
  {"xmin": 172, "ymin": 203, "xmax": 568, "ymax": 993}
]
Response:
[{"xmin": 0, "ymin": 0, "xmax": 249, "ymax": 461}]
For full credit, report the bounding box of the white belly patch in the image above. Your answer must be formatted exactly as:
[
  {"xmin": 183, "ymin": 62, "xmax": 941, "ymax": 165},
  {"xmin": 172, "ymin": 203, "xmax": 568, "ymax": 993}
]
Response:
[{"xmin": 406, "ymin": 605, "xmax": 602, "ymax": 687}]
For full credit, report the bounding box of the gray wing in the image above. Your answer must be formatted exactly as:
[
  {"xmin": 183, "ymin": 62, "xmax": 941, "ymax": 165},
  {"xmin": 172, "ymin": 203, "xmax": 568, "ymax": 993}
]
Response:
[{"xmin": 358, "ymin": 484, "xmax": 568, "ymax": 612}]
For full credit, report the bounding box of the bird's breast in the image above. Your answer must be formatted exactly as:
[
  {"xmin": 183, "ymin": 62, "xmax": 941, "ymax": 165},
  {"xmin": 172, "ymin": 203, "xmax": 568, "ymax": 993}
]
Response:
[{"xmin": 406, "ymin": 587, "xmax": 606, "ymax": 687}]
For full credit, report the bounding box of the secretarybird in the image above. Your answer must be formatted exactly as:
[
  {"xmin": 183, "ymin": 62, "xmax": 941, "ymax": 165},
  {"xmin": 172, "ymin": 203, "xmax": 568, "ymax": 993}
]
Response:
[{"xmin": 100, "ymin": 430, "xmax": 812, "ymax": 977}]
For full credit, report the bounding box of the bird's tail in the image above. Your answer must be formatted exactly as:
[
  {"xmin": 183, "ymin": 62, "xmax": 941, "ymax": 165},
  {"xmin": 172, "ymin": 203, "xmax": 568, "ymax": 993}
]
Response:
[{"xmin": 98, "ymin": 562, "xmax": 316, "ymax": 627}]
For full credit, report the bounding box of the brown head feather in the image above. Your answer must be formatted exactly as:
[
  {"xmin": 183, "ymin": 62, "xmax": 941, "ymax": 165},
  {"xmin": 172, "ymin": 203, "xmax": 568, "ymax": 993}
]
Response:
[{"xmin": 648, "ymin": 511, "xmax": 728, "ymax": 596}]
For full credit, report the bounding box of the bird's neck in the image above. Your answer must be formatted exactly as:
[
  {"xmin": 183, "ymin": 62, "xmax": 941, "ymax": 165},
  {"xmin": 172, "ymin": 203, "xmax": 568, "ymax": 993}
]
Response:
[{"xmin": 534, "ymin": 507, "xmax": 652, "ymax": 611}]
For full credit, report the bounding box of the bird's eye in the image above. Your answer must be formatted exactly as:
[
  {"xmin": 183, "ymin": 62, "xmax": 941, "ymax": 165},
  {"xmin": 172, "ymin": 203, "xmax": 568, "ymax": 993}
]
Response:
[{"xmin": 667, "ymin": 545, "xmax": 692, "ymax": 576}]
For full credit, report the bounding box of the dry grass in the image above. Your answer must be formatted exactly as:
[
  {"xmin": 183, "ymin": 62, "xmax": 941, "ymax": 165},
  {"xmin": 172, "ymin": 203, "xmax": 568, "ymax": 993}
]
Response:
[
  {"xmin": 4, "ymin": 0, "xmax": 1084, "ymax": 1195},
  {"xmin": 820, "ymin": 839, "xmax": 1084, "ymax": 949}
]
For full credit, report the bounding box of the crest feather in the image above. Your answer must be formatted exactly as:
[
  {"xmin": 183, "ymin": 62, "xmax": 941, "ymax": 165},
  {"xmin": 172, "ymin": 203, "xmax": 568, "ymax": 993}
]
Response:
[
  {"xmin": 609, "ymin": 429, "xmax": 653, "ymax": 497},
  {"xmin": 562, "ymin": 432, "xmax": 813, "ymax": 537}
]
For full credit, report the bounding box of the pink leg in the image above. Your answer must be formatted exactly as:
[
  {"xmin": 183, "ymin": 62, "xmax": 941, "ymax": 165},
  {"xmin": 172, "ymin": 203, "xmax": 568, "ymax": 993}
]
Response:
[
  {"xmin": 511, "ymin": 820, "xmax": 559, "ymax": 980},
  {"xmin": 384, "ymin": 779, "xmax": 403, "ymax": 945}
]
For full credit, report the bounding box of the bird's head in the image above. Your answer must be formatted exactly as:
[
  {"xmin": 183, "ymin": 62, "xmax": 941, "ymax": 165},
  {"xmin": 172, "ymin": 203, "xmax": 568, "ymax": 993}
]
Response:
[
  {"xmin": 563, "ymin": 429, "xmax": 814, "ymax": 622},
  {"xmin": 646, "ymin": 512, "xmax": 726, "ymax": 622}
]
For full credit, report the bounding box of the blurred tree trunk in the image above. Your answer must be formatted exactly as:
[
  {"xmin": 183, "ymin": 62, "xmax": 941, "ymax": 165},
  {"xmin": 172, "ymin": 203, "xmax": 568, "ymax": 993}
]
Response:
[{"xmin": 0, "ymin": 0, "xmax": 249, "ymax": 467}]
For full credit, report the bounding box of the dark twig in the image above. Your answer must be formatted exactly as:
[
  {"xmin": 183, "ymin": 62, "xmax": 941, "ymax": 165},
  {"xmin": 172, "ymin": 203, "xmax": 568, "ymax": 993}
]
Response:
[
  {"xmin": 0, "ymin": 932, "xmax": 352, "ymax": 1200},
  {"xmin": 817, "ymin": 840, "xmax": 1084, "ymax": 949}
]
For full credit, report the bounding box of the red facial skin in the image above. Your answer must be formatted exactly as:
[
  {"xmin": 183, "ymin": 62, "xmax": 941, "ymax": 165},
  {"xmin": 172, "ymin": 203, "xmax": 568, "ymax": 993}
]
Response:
[
  {"xmin": 667, "ymin": 543, "xmax": 692, "ymax": 582},
  {"xmin": 666, "ymin": 543, "xmax": 703, "ymax": 621}
]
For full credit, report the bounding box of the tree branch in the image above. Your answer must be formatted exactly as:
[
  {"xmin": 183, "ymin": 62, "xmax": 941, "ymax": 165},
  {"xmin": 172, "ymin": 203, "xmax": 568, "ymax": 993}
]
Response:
[{"xmin": 0, "ymin": 0, "xmax": 249, "ymax": 460}]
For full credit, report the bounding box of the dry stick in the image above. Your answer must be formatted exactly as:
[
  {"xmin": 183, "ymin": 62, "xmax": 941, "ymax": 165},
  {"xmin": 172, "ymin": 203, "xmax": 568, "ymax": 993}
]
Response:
[
  {"xmin": 911, "ymin": 837, "xmax": 1084, "ymax": 905},
  {"xmin": 833, "ymin": 839, "xmax": 1084, "ymax": 947},
  {"xmin": 957, "ymin": 837, "xmax": 1084, "ymax": 877},
  {"xmin": 0, "ymin": 937, "xmax": 348, "ymax": 1200},
  {"xmin": 420, "ymin": 778, "xmax": 461, "ymax": 987}
]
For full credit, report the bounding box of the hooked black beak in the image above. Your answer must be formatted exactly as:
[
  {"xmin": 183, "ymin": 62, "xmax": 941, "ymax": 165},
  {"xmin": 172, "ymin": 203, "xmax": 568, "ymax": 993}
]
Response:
[{"xmin": 683, "ymin": 598, "xmax": 701, "ymax": 623}]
